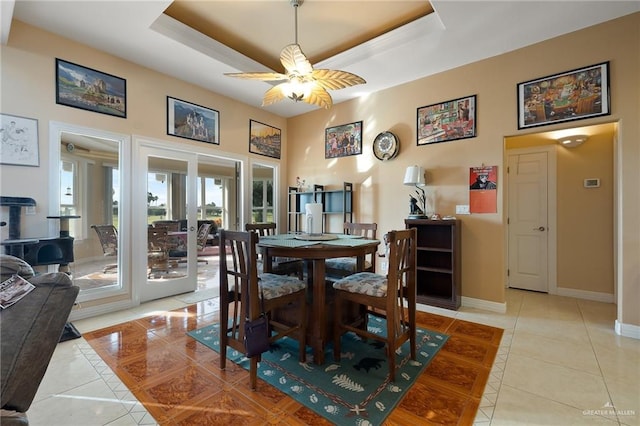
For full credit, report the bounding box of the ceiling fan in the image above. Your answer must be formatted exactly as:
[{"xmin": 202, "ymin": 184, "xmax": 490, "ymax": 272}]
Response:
[{"xmin": 224, "ymin": 0, "xmax": 366, "ymax": 109}]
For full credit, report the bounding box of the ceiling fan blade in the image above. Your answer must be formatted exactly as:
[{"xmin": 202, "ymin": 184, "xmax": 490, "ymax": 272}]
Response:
[
  {"xmin": 303, "ymin": 85, "xmax": 333, "ymax": 109},
  {"xmin": 312, "ymin": 69, "xmax": 366, "ymax": 91},
  {"xmin": 262, "ymin": 84, "xmax": 287, "ymax": 107},
  {"xmin": 280, "ymin": 44, "xmax": 313, "ymax": 76},
  {"xmin": 224, "ymin": 71, "xmax": 288, "ymax": 82}
]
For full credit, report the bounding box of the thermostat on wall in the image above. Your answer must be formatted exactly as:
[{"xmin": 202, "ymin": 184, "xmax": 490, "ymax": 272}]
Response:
[{"xmin": 584, "ymin": 178, "xmax": 600, "ymax": 188}]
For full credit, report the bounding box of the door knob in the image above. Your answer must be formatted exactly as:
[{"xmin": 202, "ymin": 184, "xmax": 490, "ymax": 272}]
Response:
[
  {"xmin": 533, "ymin": 226, "xmax": 546, "ymax": 231},
  {"xmin": 190, "ymin": 226, "xmax": 196, "ymax": 231}
]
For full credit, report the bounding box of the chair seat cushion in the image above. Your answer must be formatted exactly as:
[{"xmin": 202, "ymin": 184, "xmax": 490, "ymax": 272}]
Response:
[
  {"xmin": 259, "ymin": 273, "xmax": 306, "ymax": 299},
  {"xmin": 332, "ymin": 272, "xmax": 387, "ymax": 297},
  {"xmin": 325, "ymin": 257, "xmax": 372, "ymax": 273}
]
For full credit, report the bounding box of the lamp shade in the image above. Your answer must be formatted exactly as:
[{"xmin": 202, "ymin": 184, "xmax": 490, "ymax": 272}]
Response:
[{"xmin": 403, "ymin": 166, "xmax": 425, "ymax": 186}]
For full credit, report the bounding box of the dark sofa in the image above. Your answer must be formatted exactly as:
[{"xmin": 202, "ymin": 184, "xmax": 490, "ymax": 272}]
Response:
[{"xmin": 0, "ymin": 255, "xmax": 79, "ymax": 425}]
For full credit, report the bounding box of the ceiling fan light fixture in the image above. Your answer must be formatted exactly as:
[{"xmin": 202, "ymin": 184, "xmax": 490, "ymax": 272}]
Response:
[
  {"xmin": 224, "ymin": 0, "xmax": 365, "ymax": 109},
  {"xmin": 281, "ymin": 76, "xmax": 313, "ymax": 101}
]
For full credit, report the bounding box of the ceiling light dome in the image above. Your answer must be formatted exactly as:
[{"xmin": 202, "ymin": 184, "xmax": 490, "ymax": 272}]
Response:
[
  {"xmin": 558, "ymin": 134, "xmax": 588, "ymax": 148},
  {"xmin": 224, "ymin": 0, "xmax": 366, "ymax": 109}
]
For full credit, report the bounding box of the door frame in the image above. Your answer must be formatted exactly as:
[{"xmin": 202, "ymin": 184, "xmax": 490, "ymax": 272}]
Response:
[
  {"xmin": 249, "ymin": 157, "xmax": 280, "ymax": 227},
  {"xmin": 136, "ymin": 144, "xmax": 199, "ymax": 302},
  {"xmin": 49, "ymin": 121, "xmax": 132, "ymax": 304},
  {"xmin": 132, "ymin": 135, "xmax": 248, "ymax": 303},
  {"xmin": 505, "ymin": 144, "xmax": 558, "ymax": 294}
]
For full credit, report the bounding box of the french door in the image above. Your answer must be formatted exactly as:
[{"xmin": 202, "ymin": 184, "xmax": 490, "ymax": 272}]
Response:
[
  {"xmin": 136, "ymin": 144, "xmax": 199, "ymax": 302},
  {"xmin": 507, "ymin": 148, "xmax": 555, "ymax": 293}
]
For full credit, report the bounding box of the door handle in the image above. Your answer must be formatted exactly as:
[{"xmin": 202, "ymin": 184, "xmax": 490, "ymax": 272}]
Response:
[
  {"xmin": 533, "ymin": 226, "xmax": 546, "ymax": 231},
  {"xmin": 190, "ymin": 226, "xmax": 196, "ymax": 231}
]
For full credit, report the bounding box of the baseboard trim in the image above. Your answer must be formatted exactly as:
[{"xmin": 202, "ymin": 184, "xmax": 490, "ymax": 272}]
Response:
[
  {"xmin": 615, "ymin": 320, "xmax": 640, "ymax": 340},
  {"xmin": 69, "ymin": 299, "xmax": 137, "ymax": 321},
  {"xmin": 555, "ymin": 287, "xmax": 615, "ymax": 303},
  {"xmin": 462, "ymin": 296, "xmax": 507, "ymax": 313},
  {"xmin": 416, "ymin": 303, "xmax": 457, "ymax": 317},
  {"xmin": 416, "ymin": 297, "xmax": 507, "ymax": 314}
]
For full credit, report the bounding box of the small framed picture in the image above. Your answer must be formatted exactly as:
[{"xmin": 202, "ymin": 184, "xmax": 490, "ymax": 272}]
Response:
[
  {"xmin": 55, "ymin": 58, "xmax": 127, "ymax": 118},
  {"xmin": 517, "ymin": 62, "xmax": 610, "ymax": 129},
  {"xmin": 0, "ymin": 113, "xmax": 39, "ymax": 167},
  {"xmin": 167, "ymin": 96, "xmax": 219, "ymax": 144},
  {"xmin": 325, "ymin": 121, "xmax": 362, "ymax": 159},
  {"xmin": 249, "ymin": 120, "xmax": 281, "ymax": 159},
  {"xmin": 417, "ymin": 95, "xmax": 476, "ymax": 145}
]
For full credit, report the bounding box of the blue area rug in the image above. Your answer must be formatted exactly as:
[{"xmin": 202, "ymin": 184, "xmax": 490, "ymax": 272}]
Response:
[{"xmin": 187, "ymin": 315, "xmax": 448, "ymax": 425}]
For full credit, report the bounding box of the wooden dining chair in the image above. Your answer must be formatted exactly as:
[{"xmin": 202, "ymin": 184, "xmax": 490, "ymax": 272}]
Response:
[
  {"xmin": 219, "ymin": 229, "xmax": 307, "ymax": 390},
  {"xmin": 168, "ymin": 222, "xmax": 213, "ymax": 265},
  {"xmin": 147, "ymin": 226, "xmax": 172, "ymax": 278},
  {"xmin": 91, "ymin": 224, "xmax": 118, "ymax": 273},
  {"xmin": 151, "ymin": 220, "xmax": 180, "ymax": 232},
  {"xmin": 332, "ymin": 228, "xmax": 416, "ymax": 382},
  {"xmin": 245, "ymin": 222, "xmax": 304, "ymax": 279},
  {"xmin": 325, "ymin": 222, "xmax": 378, "ymax": 280}
]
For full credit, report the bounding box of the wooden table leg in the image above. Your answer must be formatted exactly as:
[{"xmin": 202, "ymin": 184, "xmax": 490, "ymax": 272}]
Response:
[{"xmin": 311, "ymin": 258, "xmax": 326, "ymax": 365}]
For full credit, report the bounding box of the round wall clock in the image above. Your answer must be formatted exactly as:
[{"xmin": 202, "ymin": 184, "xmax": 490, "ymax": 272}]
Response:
[{"xmin": 373, "ymin": 131, "xmax": 399, "ymax": 161}]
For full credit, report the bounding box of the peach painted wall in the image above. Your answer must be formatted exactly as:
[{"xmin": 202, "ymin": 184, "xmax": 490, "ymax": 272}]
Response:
[
  {"xmin": 556, "ymin": 129, "xmax": 614, "ymax": 293},
  {"xmin": 506, "ymin": 123, "xmax": 615, "ymax": 295},
  {"xmin": 0, "ymin": 20, "xmax": 289, "ymax": 309},
  {"xmin": 286, "ymin": 13, "xmax": 639, "ymax": 328},
  {"xmin": 1, "ymin": 14, "xmax": 638, "ymax": 328},
  {"xmin": 0, "ymin": 20, "xmax": 288, "ymax": 241}
]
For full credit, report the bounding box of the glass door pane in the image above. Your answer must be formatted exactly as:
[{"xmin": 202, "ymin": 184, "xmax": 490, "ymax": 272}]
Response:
[
  {"xmin": 140, "ymin": 148, "xmax": 197, "ymax": 302},
  {"xmin": 60, "ymin": 132, "xmax": 121, "ymax": 294},
  {"xmin": 251, "ymin": 163, "xmax": 274, "ymax": 223}
]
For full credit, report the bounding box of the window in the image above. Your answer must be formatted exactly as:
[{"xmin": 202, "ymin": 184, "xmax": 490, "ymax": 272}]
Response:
[
  {"xmin": 109, "ymin": 167, "xmax": 119, "ymax": 228},
  {"xmin": 60, "ymin": 157, "xmax": 87, "ymax": 239},
  {"xmin": 147, "ymin": 172, "xmax": 169, "ymax": 223},
  {"xmin": 198, "ymin": 176, "xmax": 223, "ymax": 226},
  {"xmin": 252, "ymin": 178, "xmax": 273, "ymax": 223}
]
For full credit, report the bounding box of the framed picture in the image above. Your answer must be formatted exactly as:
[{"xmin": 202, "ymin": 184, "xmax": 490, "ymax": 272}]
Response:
[
  {"xmin": 517, "ymin": 62, "xmax": 610, "ymax": 129},
  {"xmin": 249, "ymin": 120, "xmax": 281, "ymax": 159},
  {"xmin": 469, "ymin": 166, "xmax": 498, "ymax": 214},
  {"xmin": 325, "ymin": 121, "xmax": 362, "ymax": 159},
  {"xmin": 55, "ymin": 58, "xmax": 127, "ymax": 118},
  {"xmin": 417, "ymin": 95, "xmax": 476, "ymax": 145},
  {"xmin": 0, "ymin": 113, "xmax": 39, "ymax": 167},
  {"xmin": 167, "ymin": 96, "xmax": 219, "ymax": 144}
]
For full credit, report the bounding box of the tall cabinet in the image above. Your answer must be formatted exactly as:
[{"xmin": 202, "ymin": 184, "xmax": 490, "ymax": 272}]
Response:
[
  {"xmin": 405, "ymin": 219, "xmax": 461, "ymax": 310},
  {"xmin": 288, "ymin": 182, "xmax": 353, "ymax": 233}
]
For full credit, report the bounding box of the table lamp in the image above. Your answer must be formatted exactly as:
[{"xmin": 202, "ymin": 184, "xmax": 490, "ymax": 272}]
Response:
[{"xmin": 403, "ymin": 165, "xmax": 428, "ymax": 218}]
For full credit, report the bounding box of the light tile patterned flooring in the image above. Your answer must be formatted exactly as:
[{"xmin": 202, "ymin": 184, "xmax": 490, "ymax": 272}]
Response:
[{"xmin": 27, "ymin": 289, "xmax": 640, "ymax": 425}]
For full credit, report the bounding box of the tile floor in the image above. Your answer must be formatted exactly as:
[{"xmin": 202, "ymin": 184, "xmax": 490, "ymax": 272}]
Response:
[
  {"xmin": 26, "ymin": 289, "xmax": 639, "ymax": 425},
  {"xmin": 74, "ymin": 304, "xmax": 500, "ymax": 425}
]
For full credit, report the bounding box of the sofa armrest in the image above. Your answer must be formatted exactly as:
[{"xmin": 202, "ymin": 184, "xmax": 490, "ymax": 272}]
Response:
[{"xmin": 0, "ymin": 273, "xmax": 79, "ymax": 414}]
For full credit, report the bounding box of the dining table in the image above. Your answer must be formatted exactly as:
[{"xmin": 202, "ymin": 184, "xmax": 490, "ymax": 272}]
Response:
[{"xmin": 257, "ymin": 233, "xmax": 380, "ymax": 364}]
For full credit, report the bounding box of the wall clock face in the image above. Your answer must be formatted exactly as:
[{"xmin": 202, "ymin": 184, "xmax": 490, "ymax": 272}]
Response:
[{"xmin": 373, "ymin": 131, "xmax": 399, "ymax": 161}]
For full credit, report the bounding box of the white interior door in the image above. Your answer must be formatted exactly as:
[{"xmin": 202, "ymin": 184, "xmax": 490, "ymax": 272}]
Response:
[
  {"xmin": 508, "ymin": 151, "xmax": 549, "ymax": 292},
  {"xmin": 137, "ymin": 145, "xmax": 198, "ymax": 302}
]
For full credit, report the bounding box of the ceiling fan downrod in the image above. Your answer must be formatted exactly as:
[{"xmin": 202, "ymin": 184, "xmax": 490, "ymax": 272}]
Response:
[{"xmin": 290, "ymin": 0, "xmax": 302, "ymax": 45}]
